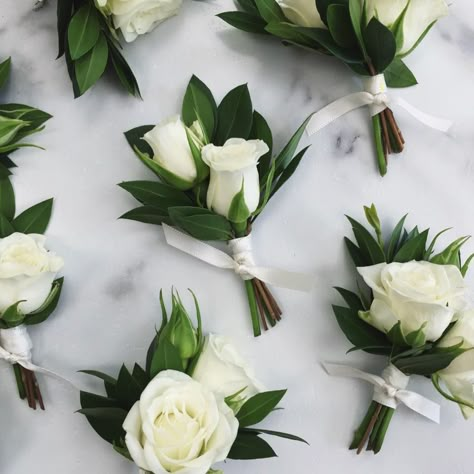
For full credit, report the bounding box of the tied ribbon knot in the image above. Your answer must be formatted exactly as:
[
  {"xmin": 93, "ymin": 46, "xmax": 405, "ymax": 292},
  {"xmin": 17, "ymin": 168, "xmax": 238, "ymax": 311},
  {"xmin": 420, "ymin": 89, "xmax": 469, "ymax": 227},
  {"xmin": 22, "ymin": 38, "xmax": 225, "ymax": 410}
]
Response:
[
  {"xmin": 323, "ymin": 362, "xmax": 440, "ymax": 423},
  {"xmin": 306, "ymin": 74, "xmax": 452, "ymax": 136},
  {"xmin": 162, "ymin": 223, "xmax": 314, "ymax": 292}
]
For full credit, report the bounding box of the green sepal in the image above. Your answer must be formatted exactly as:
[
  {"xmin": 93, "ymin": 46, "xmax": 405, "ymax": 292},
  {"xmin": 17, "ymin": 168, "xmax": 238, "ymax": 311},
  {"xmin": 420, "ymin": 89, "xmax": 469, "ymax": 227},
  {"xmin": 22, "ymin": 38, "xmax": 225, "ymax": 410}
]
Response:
[
  {"xmin": 228, "ymin": 182, "xmax": 250, "ymax": 224},
  {"xmin": 1, "ymin": 301, "xmax": 25, "ymax": 328},
  {"xmin": 24, "ymin": 278, "xmax": 64, "ymax": 326}
]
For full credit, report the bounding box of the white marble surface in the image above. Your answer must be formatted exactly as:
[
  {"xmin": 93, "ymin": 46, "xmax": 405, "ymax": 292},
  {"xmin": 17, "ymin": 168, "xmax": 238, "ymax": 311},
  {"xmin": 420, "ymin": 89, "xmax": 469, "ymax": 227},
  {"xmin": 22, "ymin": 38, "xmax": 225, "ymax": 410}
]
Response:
[{"xmin": 1, "ymin": 1, "xmax": 474, "ymax": 473}]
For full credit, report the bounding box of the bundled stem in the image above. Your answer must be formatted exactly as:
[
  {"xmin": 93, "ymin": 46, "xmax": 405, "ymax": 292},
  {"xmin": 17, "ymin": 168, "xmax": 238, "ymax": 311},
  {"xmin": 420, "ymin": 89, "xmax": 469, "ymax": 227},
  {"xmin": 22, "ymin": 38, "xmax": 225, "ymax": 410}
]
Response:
[
  {"xmin": 13, "ymin": 365, "xmax": 45, "ymax": 410},
  {"xmin": 350, "ymin": 401, "xmax": 395, "ymax": 454}
]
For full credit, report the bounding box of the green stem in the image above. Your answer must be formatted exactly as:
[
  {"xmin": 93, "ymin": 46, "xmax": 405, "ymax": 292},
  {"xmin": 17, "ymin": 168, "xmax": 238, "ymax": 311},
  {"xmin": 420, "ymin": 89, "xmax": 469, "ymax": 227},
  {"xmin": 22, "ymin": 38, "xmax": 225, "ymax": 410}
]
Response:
[
  {"xmin": 244, "ymin": 280, "xmax": 261, "ymax": 337},
  {"xmin": 350, "ymin": 401, "xmax": 378, "ymax": 450},
  {"xmin": 367, "ymin": 406, "xmax": 388, "ymax": 450},
  {"xmin": 13, "ymin": 364, "xmax": 26, "ymax": 400},
  {"xmin": 372, "ymin": 408, "xmax": 395, "ymax": 454},
  {"xmin": 372, "ymin": 115, "xmax": 387, "ymax": 177}
]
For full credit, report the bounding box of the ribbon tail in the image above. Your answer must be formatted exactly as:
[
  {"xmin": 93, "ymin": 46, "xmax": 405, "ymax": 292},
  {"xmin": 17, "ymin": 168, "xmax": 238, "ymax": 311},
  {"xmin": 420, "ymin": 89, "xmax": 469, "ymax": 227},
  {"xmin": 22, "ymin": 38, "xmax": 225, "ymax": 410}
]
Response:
[
  {"xmin": 250, "ymin": 267, "xmax": 314, "ymax": 292},
  {"xmin": 306, "ymin": 92, "xmax": 375, "ymax": 136},
  {"xmin": 395, "ymin": 98, "xmax": 452, "ymax": 132},
  {"xmin": 162, "ymin": 224, "xmax": 235, "ymax": 270},
  {"xmin": 397, "ymin": 390, "xmax": 440, "ymax": 423},
  {"xmin": 18, "ymin": 360, "xmax": 80, "ymax": 390},
  {"xmin": 322, "ymin": 362, "xmax": 385, "ymax": 387}
]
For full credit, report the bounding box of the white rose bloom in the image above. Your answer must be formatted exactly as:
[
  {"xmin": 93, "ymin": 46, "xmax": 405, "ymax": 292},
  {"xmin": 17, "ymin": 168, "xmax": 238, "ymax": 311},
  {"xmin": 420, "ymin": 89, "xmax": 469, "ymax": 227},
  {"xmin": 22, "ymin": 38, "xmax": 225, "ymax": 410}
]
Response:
[
  {"xmin": 202, "ymin": 139, "xmax": 268, "ymax": 221},
  {"xmin": 109, "ymin": 0, "xmax": 183, "ymax": 43},
  {"xmin": 0, "ymin": 233, "xmax": 63, "ymax": 314},
  {"xmin": 276, "ymin": 0, "xmax": 326, "ymax": 28},
  {"xmin": 438, "ymin": 310, "xmax": 474, "ymax": 419},
  {"xmin": 144, "ymin": 115, "xmax": 198, "ymax": 186},
  {"xmin": 358, "ymin": 261, "xmax": 465, "ymax": 342},
  {"xmin": 123, "ymin": 370, "xmax": 238, "ymax": 474},
  {"xmin": 365, "ymin": 0, "xmax": 448, "ymax": 55},
  {"xmin": 192, "ymin": 334, "xmax": 264, "ymax": 402}
]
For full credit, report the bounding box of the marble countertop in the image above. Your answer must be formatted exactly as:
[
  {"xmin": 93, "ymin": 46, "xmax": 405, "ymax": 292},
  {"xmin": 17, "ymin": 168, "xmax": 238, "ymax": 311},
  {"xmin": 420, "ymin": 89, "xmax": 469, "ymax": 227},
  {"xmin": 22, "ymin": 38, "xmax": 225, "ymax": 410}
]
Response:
[{"xmin": 1, "ymin": 1, "xmax": 474, "ymax": 473}]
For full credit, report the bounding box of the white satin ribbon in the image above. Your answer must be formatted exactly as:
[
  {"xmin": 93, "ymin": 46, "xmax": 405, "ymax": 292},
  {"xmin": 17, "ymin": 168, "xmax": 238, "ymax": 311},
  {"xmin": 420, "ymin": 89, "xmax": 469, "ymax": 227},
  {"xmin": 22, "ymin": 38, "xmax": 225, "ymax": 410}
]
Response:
[
  {"xmin": 0, "ymin": 325, "xmax": 77, "ymax": 387},
  {"xmin": 323, "ymin": 362, "xmax": 440, "ymax": 423},
  {"xmin": 306, "ymin": 74, "xmax": 452, "ymax": 136},
  {"xmin": 162, "ymin": 223, "xmax": 314, "ymax": 292}
]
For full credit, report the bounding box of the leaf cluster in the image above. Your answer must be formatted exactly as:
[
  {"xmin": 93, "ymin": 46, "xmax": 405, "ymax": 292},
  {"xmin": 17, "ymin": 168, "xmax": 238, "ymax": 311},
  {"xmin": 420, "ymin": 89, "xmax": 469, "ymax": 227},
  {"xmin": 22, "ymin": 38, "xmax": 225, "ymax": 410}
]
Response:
[
  {"xmin": 0, "ymin": 177, "xmax": 63, "ymax": 329},
  {"xmin": 57, "ymin": 0, "xmax": 140, "ymax": 98},
  {"xmin": 333, "ymin": 205, "xmax": 473, "ymax": 376},
  {"xmin": 0, "ymin": 58, "xmax": 52, "ymax": 175},
  {"xmin": 219, "ymin": 0, "xmax": 419, "ymax": 87},
  {"xmin": 120, "ymin": 75, "xmax": 309, "ymax": 240}
]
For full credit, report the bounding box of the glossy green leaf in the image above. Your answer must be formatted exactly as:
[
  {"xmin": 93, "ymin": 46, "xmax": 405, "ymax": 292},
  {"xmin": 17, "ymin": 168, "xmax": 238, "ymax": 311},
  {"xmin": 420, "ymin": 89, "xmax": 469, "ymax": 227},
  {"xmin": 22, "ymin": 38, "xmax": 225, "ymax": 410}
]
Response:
[
  {"xmin": 348, "ymin": 0, "xmax": 367, "ymax": 58},
  {"xmin": 132, "ymin": 363, "xmax": 149, "ymax": 392},
  {"xmin": 0, "ymin": 57, "xmax": 11, "ymax": 90},
  {"xmin": 228, "ymin": 432, "xmax": 277, "ymax": 460},
  {"xmin": 24, "ymin": 278, "xmax": 63, "ymax": 325},
  {"xmin": 13, "ymin": 198, "xmax": 53, "ymax": 234},
  {"xmin": 116, "ymin": 365, "xmax": 143, "ymax": 409},
  {"xmin": 364, "ymin": 18, "xmax": 396, "ymax": 73},
  {"xmin": 68, "ymin": 3, "xmax": 100, "ymax": 60},
  {"xmin": 120, "ymin": 206, "xmax": 170, "ymax": 226},
  {"xmin": 334, "ymin": 287, "xmax": 364, "ymax": 311},
  {"xmin": 395, "ymin": 348, "xmax": 467, "ymax": 376},
  {"xmin": 218, "ymin": 11, "xmax": 268, "ymax": 34},
  {"xmin": 431, "ymin": 236, "xmax": 471, "ymax": 266},
  {"xmin": 237, "ymin": 390, "xmax": 286, "ymax": 427},
  {"xmin": 316, "ymin": 0, "xmax": 348, "ymax": 24},
  {"xmin": 109, "ymin": 41, "xmax": 141, "ymax": 98},
  {"xmin": 80, "ymin": 370, "xmax": 117, "ymax": 398},
  {"xmin": 237, "ymin": 0, "xmax": 259, "ymax": 14},
  {"xmin": 169, "ymin": 206, "xmax": 233, "ymax": 241},
  {"xmin": 344, "ymin": 237, "xmax": 366, "ymax": 267},
  {"xmin": 182, "ymin": 75, "xmax": 218, "ymax": 143},
  {"xmin": 327, "ymin": 4, "xmax": 357, "ymax": 49},
  {"xmin": 0, "ymin": 213, "xmax": 14, "ymax": 237},
  {"xmin": 387, "ymin": 214, "xmax": 407, "ymax": 261},
  {"xmin": 2, "ymin": 301, "xmax": 25, "ymax": 327},
  {"xmin": 75, "ymin": 33, "xmax": 109, "ymax": 96},
  {"xmin": 250, "ymin": 111, "xmax": 273, "ymax": 181},
  {"xmin": 215, "ymin": 84, "xmax": 253, "ymax": 145},
  {"xmin": 384, "ymin": 58, "xmax": 417, "ymax": 88},
  {"xmin": 57, "ymin": 0, "xmax": 74, "ymax": 58},
  {"xmin": 347, "ymin": 216, "xmax": 386, "ymax": 264},
  {"xmin": 124, "ymin": 126, "xmax": 154, "ymax": 156},
  {"xmin": 0, "ymin": 177, "xmax": 15, "ymax": 220},
  {"xmin": 241, "ymin": 427, "xmax": 308, "ymax": 444},
  {"xmin": 254, "ymin": 0, "xmax": 286, "ymax": 23},
  {"xmin": 150, "ymin": 339, "xmax": 183, "ymax": 378},
  {"xmin": 393, "ymin": 229, "xmax": 429, "ymax": 262},
  {"xmin": 119, "ymin": 181, "xmax": 192, "ymax": 208},
  {"xmin": 78, "ymin": 406, "xmax": 127, "ymax": 445}
]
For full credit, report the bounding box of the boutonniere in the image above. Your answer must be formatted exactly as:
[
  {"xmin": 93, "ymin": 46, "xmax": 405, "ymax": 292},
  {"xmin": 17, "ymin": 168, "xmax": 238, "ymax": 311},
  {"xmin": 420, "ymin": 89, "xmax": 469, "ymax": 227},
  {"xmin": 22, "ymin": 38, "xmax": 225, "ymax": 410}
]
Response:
[
  {"xmin": 0, "ymin": 57, "xmax": 52, "ymax": 175},
  {"xmin": 326, "ymin": 204, "xmax": 474, "ymax": 454},
  {"xmin": 55, "ymin": 0, "xmax": 184, "ymax": 98},
  {"xmin": 120, "ymin": 76, "xmax": 314, "ymax": 337},
  {"xmin": 80, "ymin": 290, "xmax": 307, "ymax": 473},
  {"xmin": 0, "ymin": 175, "xmax": 64, "ymax": 410},
  {"xmin": 219, "ymin": 0, "xmax": 451, "ymax": 176}
]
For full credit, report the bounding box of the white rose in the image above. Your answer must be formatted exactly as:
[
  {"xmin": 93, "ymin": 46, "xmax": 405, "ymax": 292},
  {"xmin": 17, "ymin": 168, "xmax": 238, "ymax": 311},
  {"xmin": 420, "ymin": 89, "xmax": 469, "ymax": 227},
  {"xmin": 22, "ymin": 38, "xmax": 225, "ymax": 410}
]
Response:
[
  {"xmin": 123, "ymin": 370, "xmax": 238, "ymax": 474},
  {"xmin": 0, "ymin": 233, "xmax": 63, "ymax": 314},
  {"xmin": 144, "ymin": 116, "xmax": 198, "ymax": 188},
  {"xmin": 276, "ymin": 0, "xmax": 325, "ymax": 28},
  {"xmin": 438, "ymin": 310, "xmax": 474, "ymax": 418},
  {"xmin": 201, "ymin": 138, "xmax": 268, "ymax": 221},
  {"xmin": 109, "ymin": 0, "xmax": 183, "ymax": 43},
  {"xmin": 358, "ymin": 261, "xmax": 465, "ymax": 342},
  {"xmin": 192, "ymin": 334, "xmax": 264, "ymax": 403},
  {"xmin": 365, "ymin": 0, "xmax": 448, "ymax": 55}
]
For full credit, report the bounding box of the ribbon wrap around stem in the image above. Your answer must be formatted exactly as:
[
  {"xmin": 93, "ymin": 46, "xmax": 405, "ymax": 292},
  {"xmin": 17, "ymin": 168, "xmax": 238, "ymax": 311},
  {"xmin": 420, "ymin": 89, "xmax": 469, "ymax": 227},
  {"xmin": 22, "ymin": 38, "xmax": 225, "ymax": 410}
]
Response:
[
  {"xmin": 323, "ymin": 362, "xmax": 440, "ymax": 423},
  {"xmin": 162, "ymin": 224, "xmax": 313, "ymax": 291},
  {"xmin": 306, "ymin": 74, "xmax": 452, "ymax": 136},
  {"xmin": 0, "ymin": 325, "xmax": 77, "ymax": 387}
]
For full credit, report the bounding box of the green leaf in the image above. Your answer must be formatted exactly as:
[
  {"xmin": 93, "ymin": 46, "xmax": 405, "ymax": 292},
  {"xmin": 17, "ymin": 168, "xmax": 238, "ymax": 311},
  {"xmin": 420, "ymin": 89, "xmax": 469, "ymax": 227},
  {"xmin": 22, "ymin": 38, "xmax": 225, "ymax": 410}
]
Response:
[
  {"xmin": 24, "ymin": 278, "xmax": 63, "ymax": 325},
  {"xmin": 393, "ymin": 229, "xmax": 429, "ymax": 262},
  {"xmin": 332, "ymin": 305, "xmax": 391, "ymax": 355},
  {"xmin": 57, "ymin": 0, "xmax": 74, "ymax": 58},
  {"xmin": 0, "ymin": 57, "xmax": 11, "ymax": 90},
  {"xmin": 132, "ymin": 363, "xmax": 149, "ymax": 392},
  {"xmin": 364, "ymin": 18, "xmax": 396, "ymax": 73},
  {"xmin": 250, "ymin": 111, "xmax": 273, "ymax": 181},
  {"xmin": 0, "ymin": 177, "xmax": 15, "ymax": 220},
  {"xmin": 254, "ymin": 0, "xmax": 286, "ymax": 23},
  {"xmin": 120, "ymin": 206, "xmax": 170, "ymax": 226},
  {"xmin": 237, "ymin": 390, "xmax": 286, "ymax": 427},
  {"xmin": 347, "ymin": 216, "xmax": 386, "ymax": 264},
  {"xmin": 387, "ymin": 214, "xmax": 407, "ymax": 261},
  {"xmin": 1, "ymin": 301, "xmax": 25, "ymax": 327},
  {"xmin": 169, "ymin": 207, "xmax": 233, "ymax": 241},
  {"xmin": 327, "ymin": 4, "xmax": 357, "ymax": 49},
  {"xmin": 109, "ymin": 41, "xmax": 141, "ymax": 98},
  {"xmin": 431, "ymin": 236, "xmax": 471, "ymax": 266},
  {"xmin": 334, "ymin": 287, "xmax": 364, "ymax": 311},
  {"xmin": 182, "ymin": 75, "xmax": 217, "ymax": 143},
  {"xmin": 344, "ymin": 237, "xmax": 366, "ymax": 267},
  {"xmin": 80, "ymin": 390, "xmax": 120, "ymax": 409},
  {"xmin": 228, "ymin": 432, "xmax": 277, "ymax": 460},
  {"xmin": 241, "ymin": 427, "xmax": 308, "ymax": 444},
  {"xmin": 395, "ymin": 348, "xmax": 468, "ymax": 376},
  {"xmin": 254, "ymin": 160, "xmax": 275, "ymax": 217},
  {"xmin": 218, "ymin": 12, "xmax": 268, "ymax": 34},
  {"xmin": 348, "ymin": 0, "xmax": 368, "ymax": 59},
  {"xmin": 384, "ymin": 58, "xmax": 417, "ymax": 88},
  {"xmin": 424, "ymin": 228, "xmax": 452, "ymax": 260},
  {"xmin": 67, "ymin": 3, "xmax": 100, "ymax": 60},
  {"xmin": 0, "ymin": 117, "xmax": 29, "ymax": 147},
  {"xmin": 124, "ymin": 126, "xmax": 154, "ymax": 156},
  {"xmin": 80, "ymin": 370, "xmax": 117, "ymax": 398},
  {"xmin": 316, "ymin": 0, "xmax": 348, "ymax": 25},
  {"xmin": 228, "ymin": 183, "xmax": 250, "ymax": 223},
  {"xmin": 150, "ymin": 339, "xmax": 183, "ymax": 378},
  {"xmin": 0, "ymin": 214, "xmax": 14, "ymax": 238},
  {"xmin": 215, "ymin": 84, "xmax": 253, "ymax": 145},
  {"xmin": 119, "ymin": 181, "xmax": 192, "ymax": 208},
  {"xmin": 13, "ymin": 198, "xmax": 53, "ymax": 234},
  {"xmin": 75, "ymin": 33, "xmax": 109, "ymax": 96},
  {"xmin": 116, "ymin": 365, "xmax": 143, "ymax": 410},
  {"xmin": 236, "ymin": 0, "xmax": 259, "ymax": 14},
  {"xmin": 78, "ymin": 406, "xmax": 127, "ymax": 445}
]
